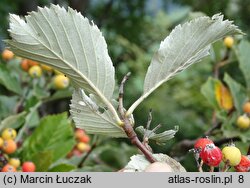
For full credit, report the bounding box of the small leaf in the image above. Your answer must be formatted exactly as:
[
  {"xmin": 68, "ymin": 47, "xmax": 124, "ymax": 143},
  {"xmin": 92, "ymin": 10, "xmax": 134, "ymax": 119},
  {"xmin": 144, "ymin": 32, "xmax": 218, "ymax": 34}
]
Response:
[
  {"xmin": 215, "ymin": 81, "xmax": 233, "ymax": 111},
  {"xmin": 0, "ymin": 64, "xmax": 22, "ymax": 94},
  {"xmin": 127, "ymin": 14, "xmax": 242, "ymax": 115},
  {"xmin": 0, "ymin": 112, "xmax": 26, "ymax": 132},
  {"xmin": 21, "ymin": 113, "xmax": 75, "ymax": 162},
  {"xmin": 136, "ymin": 126, "xmax": 178, "ymax": 145},
  {"xmin": 224, "ymin": 73, "xmax": 246, "ymax": 113},
  {"xmin": 49, "ymin": 164, "xmax": 76, "ymax": 172},
  {"xmin": 123, "ymin": 154, "xmax": 186, "ymax": 172},
  {"xmin": 70, "ymin": 89, "xmax": 126, "ymax": 137},
  {"xmin": 237, "ymin": 40, "xmax": 250, "ymax": 90}
]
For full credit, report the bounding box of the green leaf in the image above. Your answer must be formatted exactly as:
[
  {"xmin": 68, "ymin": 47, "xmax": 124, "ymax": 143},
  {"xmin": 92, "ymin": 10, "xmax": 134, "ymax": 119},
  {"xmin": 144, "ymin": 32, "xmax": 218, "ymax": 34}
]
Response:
[
  {"xmin": 201, "ymin": 77, "xmax": 220, "ymax": 109},
  {"xmin": 136, "ymin": 126, "xmax": 178, "ymax": 145},
  {"xmin": 0, "ymin": 96, "xmax": 18, "ymax": 120},
  {"xmin": 70, "ymin": 89, "xmax": 126, "ymax": 137},
  {"xmin": 0, "ymin": 112, "xmax": 26, "ymax": 132},
  {"xmin": 0, "ymin": 64, "xmax": 22, "ymax": 94},
  {"xmin": 31, "ymin": 151, "xmax": 53, "ymax": 172},
  {"xmin": 123, "ymin": 154, "xmax": 186, "ymax": 172},
  {"xmin": 49, "ymin": 164, "xmax": 76, "ymax": 172},
  {"xmin": 237, "ymin": 40, "xmax": 250, "ymax": 90},
  {"xmin": 7, "ymin": 5, "xmax": 122, "ymax": 124},
  {"xmin": 21, "ymin": 113, "xmax": 75, "ymax": 162},
  {"xmin": 127, "ymin": 14, "xmax": 242, "ymax": 115},
  {"xmin": 224, "ymin": 73, "xmax": 246, "ymax": 113}
]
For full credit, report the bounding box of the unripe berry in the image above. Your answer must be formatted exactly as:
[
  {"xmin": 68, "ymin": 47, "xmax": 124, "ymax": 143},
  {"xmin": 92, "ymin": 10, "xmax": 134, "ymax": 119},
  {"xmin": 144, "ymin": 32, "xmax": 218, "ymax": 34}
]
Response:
[
  {"xmin": 0, "ymin": 137, "xmax": 4, "ymax": 148},
  {"xmin": 28, "ymin": 65, "xmax": 42, "ymax": 78},
  {"xmin": 200, "ymin": 144, "xmax": 222, "ymax": 167},
  {"xmin": 2, "ymin": 128, "xmax": 17, "ymax": 140},
  {"xmin": 144, "ymin": 162, "xmax": 172, "ymax": 172},
  {"xmin": 22, "ymin": 161, "xmax": 36, "ymax": 172},
  {"xmin": 236, "ymin": 115, "xmax": 250, "ymax": 129},
  {"xmin": 223, "ymin": 36, "xmax": 234, "ymax": 48},
  {"xmin": 194, "ymin": 137, "xmax": 214, "ymax": 151},
  {"xmin": 76, "ymin": 142, "xmax": 90, "ymax": 152},
  {"xmin": 40, "ymin": 64, "xmax": 53, "ymax": 71},
  {"xmin": 9, "ymin": 158, "xmax": 21, "ymax": 168},
  {"xmin": 234, "ymin": 155, "xmax": 250, "ymax": 172},
  {"xmin": 2, "ymin": 140, "xmax": 17, "ymax": 154},
  {"xmin": 243, "ymin": 102, "xmax": 250, "ymax": 113},
  {"xmin": 53, "ymin": 74, "xmax": 70, "ymax": 89},
  {"xmin": 222, "ymin": 145, "xmax": 241, "ymax": 166},
  {"xmin": 2, "ymin": 49, "xmax": 14, "ymax": 61},
  {"xmin": 1, "ymin": 164, "xmax": 16, "ymax": 172}
]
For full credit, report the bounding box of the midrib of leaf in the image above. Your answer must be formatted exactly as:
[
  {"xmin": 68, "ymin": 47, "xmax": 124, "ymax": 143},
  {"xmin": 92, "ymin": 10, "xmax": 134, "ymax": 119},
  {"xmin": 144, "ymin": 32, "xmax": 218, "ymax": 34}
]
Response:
[{"xmin": 8, "ymin": 12, "xmax": 122, "ymax": 125}]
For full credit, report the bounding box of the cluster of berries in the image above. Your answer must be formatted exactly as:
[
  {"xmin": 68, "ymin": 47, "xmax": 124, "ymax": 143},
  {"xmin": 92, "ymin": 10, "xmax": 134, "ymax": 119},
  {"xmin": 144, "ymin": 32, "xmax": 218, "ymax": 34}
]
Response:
[
  {"xmin": 1, "ymin": 49, "xmax": 70, "ymax": 90},
  {"xmin": 0, "ymin": 128, "xmax": 35, "ymax": 172},
  {"xmin": 67, "ymin": 128, "xmax": 91, "ymax": 158},
  {"xmin": 193, "ymin": 137, "xmax": 250, "ymax": 172}
]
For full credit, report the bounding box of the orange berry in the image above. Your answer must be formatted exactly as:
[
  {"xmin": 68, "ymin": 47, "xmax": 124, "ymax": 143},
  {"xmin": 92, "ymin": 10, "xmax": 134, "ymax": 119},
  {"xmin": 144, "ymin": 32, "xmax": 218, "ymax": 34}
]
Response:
[
  {"xmin": 75, "ymin": 129, "xmax": 85, "ymax": 140},
  {"xmin": 243, "ymin": 102, "xmax": 250, "ymax": 113},
  {"xmin": 27, "ymin": 59, "xmax": 39, "ymax": 66},
  {"xmin": 79, "ymin": 135, "xmax": 90, "ymax": 143},
  {"xmin": 20, "ymin": 59, "xmax": 30, "ymax": 71},
  {"xmin": 1, "ymin": 164, "xmax": 16, "ymax": 172},
  {"xmin": 2, "ymin": 49, "xmax": 14, "ymax": 61},
  {"xmin": 2, "ymin": 139, "xmax": 17, "ymax": 154}
]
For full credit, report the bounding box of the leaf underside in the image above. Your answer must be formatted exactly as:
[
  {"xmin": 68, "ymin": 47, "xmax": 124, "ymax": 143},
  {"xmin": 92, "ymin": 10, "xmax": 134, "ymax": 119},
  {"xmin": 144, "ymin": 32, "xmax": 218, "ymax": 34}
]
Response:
[
  {"xmin": 7, "ymin": 4, "xmax": 115, "ymax": 100},
  {"xmin": 70, "ymin": 89, "xmax": 126, "ymax": 137},
  {"xmin": 127, "ymin": 14, "xmax": 242, "ymax": 115},
  {"xmin": 144, "ymin": 14, "xmax": 242, "ymax": 94}
]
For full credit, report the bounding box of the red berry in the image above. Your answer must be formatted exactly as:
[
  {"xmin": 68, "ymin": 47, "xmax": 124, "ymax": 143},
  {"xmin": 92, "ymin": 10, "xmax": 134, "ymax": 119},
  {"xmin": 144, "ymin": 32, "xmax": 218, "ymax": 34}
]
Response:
[
  {"xmin": 22, "ymin": 161, "xmax": 36, "ymax": 172},
  {"xmin": 234, "ymin": 155, "xmax": 250, "ymax": 172},
  {"xmin": 200, "ymin": 144, "xmax": 222, "ymax": 167},
  {"xmin": 194, "ymin": 137, "xmax": 214, "ymax": 151}
]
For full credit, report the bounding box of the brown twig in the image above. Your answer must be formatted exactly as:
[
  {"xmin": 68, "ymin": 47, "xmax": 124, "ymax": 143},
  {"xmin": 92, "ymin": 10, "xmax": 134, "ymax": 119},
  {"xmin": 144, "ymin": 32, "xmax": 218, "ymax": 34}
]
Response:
[{"xmin": 118, "ymin": 73, "xmax": 156, "ymax": 163}]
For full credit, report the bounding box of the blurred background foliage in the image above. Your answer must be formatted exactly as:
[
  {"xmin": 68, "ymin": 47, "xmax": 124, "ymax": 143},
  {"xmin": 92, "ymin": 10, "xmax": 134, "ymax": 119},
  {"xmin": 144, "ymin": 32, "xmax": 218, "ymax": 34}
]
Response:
[{"xmin": 0, "ymin": 0, "xmax": 250, "ymax": 172}]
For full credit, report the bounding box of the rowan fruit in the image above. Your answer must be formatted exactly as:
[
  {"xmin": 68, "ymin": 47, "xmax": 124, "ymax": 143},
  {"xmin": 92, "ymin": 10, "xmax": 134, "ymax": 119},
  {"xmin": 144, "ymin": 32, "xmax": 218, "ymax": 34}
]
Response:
[
  {"xmin": 2, "ymin": 128, "xmax": 17, "ymax": 140},
  {"xmin": 222, "ymin": 145, "xmax": 241, "ymax": 166},
  {"xmin": 22, "ymin": 161, "xmax": 36, "ymax": 172},
  {"xmin": 194, "ymin": 137, "xmax": 214, "ymax": 151},
  {"xmin": 223, "ymin": 36, "xmax": 234, "ymax": 48},
  {"xmin": 2, "ymin": 140, "xmax": 17, "ymax": 154},
  {"xmin": 243, "ymin": 102, "xmax": 250, "ymax": 113},
  {"xmin": 1, "ymin": 164, "xmax": 16, "ymax": 172},
  {"xmin": 234, "ymin": 155, "xmax": 250, "ymax": 172},
  {"xmin": 236, "ymin": 115, "xmax": 250, "ymax": 129},
  {"xmin": 9, "ymin": 158, "xmax": 21, "ymax": 168},
  {"xmin": 2, "ymin": 49, "xmax": 14, "ymax": 61},
  {"xmin": 53, "ymin": 74, "xmax": 69, "ymax": 89},
  {"xmin": 28, "ymin": 65, "xmax": 42, "ymax": 78},
  {"xmin": 200, "ymin": 144, "xmax": 222, "ymax": 167}
]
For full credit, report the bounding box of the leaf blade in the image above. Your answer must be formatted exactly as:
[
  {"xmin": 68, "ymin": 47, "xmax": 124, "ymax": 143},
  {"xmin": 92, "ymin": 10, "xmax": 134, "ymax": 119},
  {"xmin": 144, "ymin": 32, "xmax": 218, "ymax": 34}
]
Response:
[
  {"xmin": 70, "ymin": 89, "xmax": 126, "ymax": 137},
  {"xmin": 127, "ymin": 14, "xmax": 242, "ymax": 115}
]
